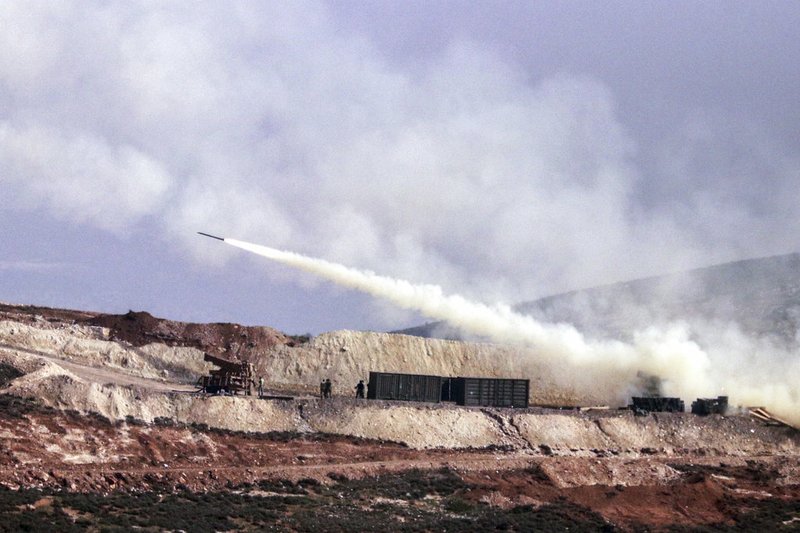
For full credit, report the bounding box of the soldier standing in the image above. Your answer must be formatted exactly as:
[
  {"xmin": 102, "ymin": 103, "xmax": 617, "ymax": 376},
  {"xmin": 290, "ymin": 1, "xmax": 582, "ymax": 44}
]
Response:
[
  {"xmin": 319, "ymin": 380, "xmax": 325, "ymax": 399},
  {"xmin": 258, "ymin": 376, "xmax": 264, "ymax": 398},
  {"xmin": 324, "ymin": 378, "xmax": 332, "ymax": 398},
  {"xmin": 355, "ymin": 380, "xmax": 365, "ymax": 399}
]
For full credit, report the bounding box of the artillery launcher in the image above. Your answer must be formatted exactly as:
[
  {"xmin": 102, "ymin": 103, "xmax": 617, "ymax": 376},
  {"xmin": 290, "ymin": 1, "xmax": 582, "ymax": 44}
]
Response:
[{"xmin": 196, "ymin": 352, "xmax": 255, "ymax": 396}]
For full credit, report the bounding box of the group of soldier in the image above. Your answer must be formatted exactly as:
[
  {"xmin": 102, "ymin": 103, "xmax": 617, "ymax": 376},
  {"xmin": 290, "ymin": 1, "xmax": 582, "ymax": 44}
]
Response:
[
  {"xmin": 253, "ymin": 375, "xmax": 367, "ymax": 400},
  {"xmin": 319, "ymin": 378, "xmax": 333, "ymax": 398},
  {"xmin": 319, "ymin": 378, "xmax": 366, "ymax": 399}
]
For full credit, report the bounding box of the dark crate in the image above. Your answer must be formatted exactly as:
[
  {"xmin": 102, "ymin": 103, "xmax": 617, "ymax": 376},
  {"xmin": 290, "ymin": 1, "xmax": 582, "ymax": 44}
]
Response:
[
  {"xmin": 691, "ymin": 396, "xmax": 728, "ymax": 415},
  {"xmin": 631, "ymin": 396, "xmax": 685, "ymax": 413},
  {"xmin": 448, "ymin": 377, "xmax": 529, "ymax": 408},
  {"xmin": 367, "ymin": 372, "xmax": 442, "ymax": 403}
]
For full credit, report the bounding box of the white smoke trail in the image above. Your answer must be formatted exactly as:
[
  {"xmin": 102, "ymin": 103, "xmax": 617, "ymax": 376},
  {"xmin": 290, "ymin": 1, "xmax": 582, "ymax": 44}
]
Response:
[{"xmin": 225, "ymin": 237, "xmax": 799, "ymax": 425}]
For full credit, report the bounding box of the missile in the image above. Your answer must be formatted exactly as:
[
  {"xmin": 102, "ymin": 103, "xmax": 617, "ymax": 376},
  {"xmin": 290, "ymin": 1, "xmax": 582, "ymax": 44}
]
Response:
[{"xmin": 197, "ymin": 231, "xmax": 225, "ymax": 241}]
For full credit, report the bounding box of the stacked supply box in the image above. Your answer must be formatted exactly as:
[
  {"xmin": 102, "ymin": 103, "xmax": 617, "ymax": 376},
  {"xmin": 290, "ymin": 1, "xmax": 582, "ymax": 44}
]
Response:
[
  {"xmin": 691, "ymin": 396, "xmax": 728, "ymax": 415},
  {"xmin": 631, "ymin": 396, "xmax": 685, "ymax": 413}
]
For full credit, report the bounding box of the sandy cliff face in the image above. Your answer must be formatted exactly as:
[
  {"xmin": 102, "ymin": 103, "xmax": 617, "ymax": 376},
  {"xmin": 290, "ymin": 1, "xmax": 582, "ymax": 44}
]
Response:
[
  {"xmin": 0, "ymin": 320, "xmax": 210, "ymax": 382},
  {"xmin": 0, "ymin": 304, "xmax": 610, "ymax": 406},
  {"xmin": 257, "ymin": 330, "xmax": 593, "ymax": 405},
  {"xmin": 1, "ymin": 307, "xmax": 798, "ymax": 454}
]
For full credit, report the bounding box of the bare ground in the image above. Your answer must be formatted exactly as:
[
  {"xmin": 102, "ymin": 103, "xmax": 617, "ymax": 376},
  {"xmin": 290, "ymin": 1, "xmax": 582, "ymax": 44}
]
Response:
[{"xmin": 1, "ymin": 302, "xmax": 799, "ymax": 531}]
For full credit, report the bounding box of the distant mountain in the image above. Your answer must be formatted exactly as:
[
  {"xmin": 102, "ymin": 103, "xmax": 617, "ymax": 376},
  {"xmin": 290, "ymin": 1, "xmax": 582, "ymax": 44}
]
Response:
[
  {"xmin": 392, "ymin": 253, "xmax": 800, "ymax": 344},
  {"xmin": 391, "ymin": 321, "xmax": 468, "ymax": 341}
]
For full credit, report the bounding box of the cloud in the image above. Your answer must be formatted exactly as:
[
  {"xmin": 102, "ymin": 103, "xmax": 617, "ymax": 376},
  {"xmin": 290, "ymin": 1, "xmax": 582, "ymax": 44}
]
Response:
[
  {"xmin": 0, "ymin": 122, "xmax": 174, "ymax": 232},
  {"xmin": 0, "ymin": 1, "xmax": 798, "ymax": 305}
]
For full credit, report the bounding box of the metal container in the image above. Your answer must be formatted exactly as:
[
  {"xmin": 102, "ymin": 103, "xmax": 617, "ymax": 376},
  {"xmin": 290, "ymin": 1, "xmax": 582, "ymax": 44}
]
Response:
[
  {"xmin": 448, "ymin": 377, "xmax": 530, "ymax": 408},
  {"xmin": 367, "ymin": 371, "xmax": 442, "ymax": 403},
  {"xmin": 631, "ymin": 396, "xmax": 685, "ymax": 413},
  {"xmin": 691, "ymin": 396, "xmax": 728, "ymax": 415}
]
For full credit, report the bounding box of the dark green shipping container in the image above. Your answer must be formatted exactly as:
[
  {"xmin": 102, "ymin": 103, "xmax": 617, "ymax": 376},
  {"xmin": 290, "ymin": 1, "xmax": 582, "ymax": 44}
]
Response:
[
  {"xmin": 448, "ymin": 377, "xmax": 529, "ymax": 408},
  {"xmin": 367, "ymin": 371, "xmax": 442, "ymax": 403}
]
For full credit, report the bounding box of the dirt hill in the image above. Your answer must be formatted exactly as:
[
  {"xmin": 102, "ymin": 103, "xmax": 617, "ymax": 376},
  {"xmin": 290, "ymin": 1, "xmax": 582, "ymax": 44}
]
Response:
[{"xmin": 1, "ymin": 301, "xmax": 799, "ymax": 530}]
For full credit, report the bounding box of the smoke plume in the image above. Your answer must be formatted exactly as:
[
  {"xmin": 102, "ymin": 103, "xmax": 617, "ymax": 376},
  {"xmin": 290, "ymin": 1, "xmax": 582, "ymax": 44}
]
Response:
[
  {"xmin": 225, "ymin": 237, "xmax": 800, "ymax": 426},
  {"xmin": 1, "ymin": 2, "xmax": 798, "ymax": 426}
]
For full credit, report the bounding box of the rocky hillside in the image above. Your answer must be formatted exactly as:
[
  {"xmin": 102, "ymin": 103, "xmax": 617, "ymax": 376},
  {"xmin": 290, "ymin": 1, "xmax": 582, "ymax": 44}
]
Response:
[
  {"xmin": 3, "ymin": 302, "xmax": 799, "ymax": 531},
  {"xmin": 0, "ymin": 303, "xmax": 587, "ymax": 408},
  {"xmin": 396, "ymin": 252, "xmax": 800, "ymax": 343},
  {"xmin": 1, "ymin": 310, "xmax": 797, "ymax": 453}
]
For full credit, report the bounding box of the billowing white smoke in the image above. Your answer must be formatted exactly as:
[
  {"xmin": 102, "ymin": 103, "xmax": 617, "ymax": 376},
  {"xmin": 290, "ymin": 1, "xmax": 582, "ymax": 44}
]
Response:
[{"xmin": 225, "ymin": 237, "xmax": 800, "ymax": 426}]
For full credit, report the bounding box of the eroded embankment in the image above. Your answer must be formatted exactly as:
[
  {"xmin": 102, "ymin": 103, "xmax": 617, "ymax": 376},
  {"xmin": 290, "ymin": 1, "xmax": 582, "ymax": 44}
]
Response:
[
  {"xmin": 1, "ymin": 313, "xmax": 799, "ymax": 455},
  {"xmin": 0, "ymin": 320, "xmax": 210, "ymax": 384},
  {"xmin": 3, "ymin": 359, "xmax": 798, "ymax": 454},
  {"xmin": 0, "ymin": 312, "xmax": 603, "ymax": 406}
]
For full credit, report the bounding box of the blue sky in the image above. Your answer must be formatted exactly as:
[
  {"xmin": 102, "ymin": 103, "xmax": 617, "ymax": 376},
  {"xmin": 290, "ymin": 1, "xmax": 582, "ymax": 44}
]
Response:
[{"xmin": 2, "ymin": 1, "xmax": 799, "ymax": 334}]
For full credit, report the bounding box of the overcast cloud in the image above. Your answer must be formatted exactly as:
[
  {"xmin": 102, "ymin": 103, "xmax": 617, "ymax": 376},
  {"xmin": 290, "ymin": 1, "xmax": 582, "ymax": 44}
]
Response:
[{"xmin": 1, "ymin": 1, "xmax": 799, "ymax": 333}]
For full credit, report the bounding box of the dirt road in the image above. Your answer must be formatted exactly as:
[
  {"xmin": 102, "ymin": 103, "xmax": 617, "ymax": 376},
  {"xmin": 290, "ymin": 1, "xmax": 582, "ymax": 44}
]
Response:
[{"xmin": 0, "ymin": 343, "xmax": 196, "ymax": 393}]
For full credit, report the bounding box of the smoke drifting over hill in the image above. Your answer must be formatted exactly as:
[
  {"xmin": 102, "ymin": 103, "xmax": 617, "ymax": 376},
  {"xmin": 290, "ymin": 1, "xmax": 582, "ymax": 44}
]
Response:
[
  {"xmin": 3, "ymin": 2, "xmax": 800, "ymax": 335},
  {"xmin": 225, "ymin": 237, "xmax": 800, "ymax": 426}
]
